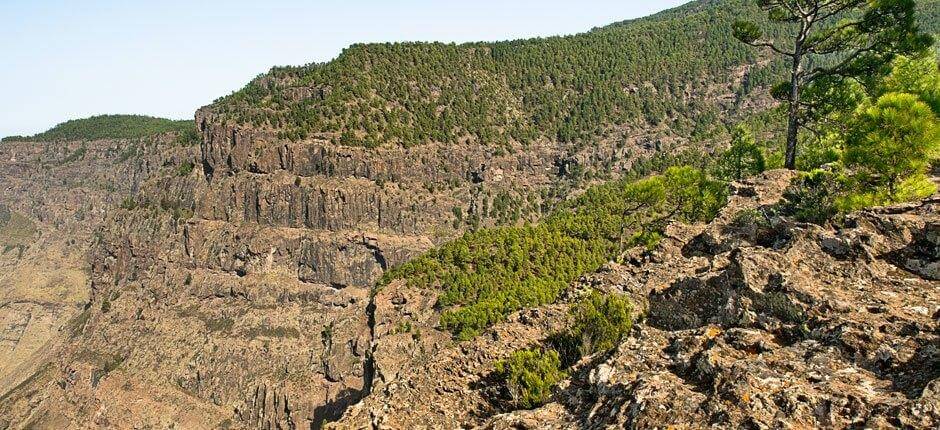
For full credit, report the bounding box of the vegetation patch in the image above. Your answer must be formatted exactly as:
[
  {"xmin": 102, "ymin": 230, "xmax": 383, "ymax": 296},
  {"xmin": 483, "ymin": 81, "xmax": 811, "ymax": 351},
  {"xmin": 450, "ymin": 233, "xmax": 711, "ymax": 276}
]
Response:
[
  {"xmin": 177, "ymin": 161, "xmax": 195, "ymax": 176},
  {"xmin": 494, "ymin": 348, "xmax": 566, "ymax": 409},
  {"xmin": 0, "ymin": 207, "xmax": 37, "ymax": 248},
  {"xmin": 242, "ymin": 324, "xmax": 301, "ymax": 339},
  {"xmin": 3, "ymin": 115, "xmax": 194, "ymax": 142},
  {"xmin": 58, "ymin": 145, "xmax": 87, "ymax": 165},
  {"xmin": 568, "ymin": 292, "xmax": 634, "ymax": 357},
  {"xmin": 383, "ymin": 165, "xmax": 726, "ymax": 340},
  {"xmin": 212, "ymin": 0, "xmax": 801, "ymax": 148},
  {"xmin": 495, "ymin": 292, "xmax": 635, "ymax": 409}
]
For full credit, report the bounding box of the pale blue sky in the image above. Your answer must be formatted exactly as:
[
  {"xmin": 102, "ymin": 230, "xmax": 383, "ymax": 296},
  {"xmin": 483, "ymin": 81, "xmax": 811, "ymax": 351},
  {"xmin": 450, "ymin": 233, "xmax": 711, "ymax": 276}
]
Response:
[{"xmin": 0, "ymin": 0, "xmax": 687, "ymax": 137}]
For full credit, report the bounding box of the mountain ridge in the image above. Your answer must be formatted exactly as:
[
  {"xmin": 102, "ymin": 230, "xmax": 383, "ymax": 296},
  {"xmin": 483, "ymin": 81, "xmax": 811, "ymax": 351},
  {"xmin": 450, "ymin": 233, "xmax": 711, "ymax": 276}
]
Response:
[{"xmin": 203, "ymin": 0, "xmax": 939, "ymax": 150}]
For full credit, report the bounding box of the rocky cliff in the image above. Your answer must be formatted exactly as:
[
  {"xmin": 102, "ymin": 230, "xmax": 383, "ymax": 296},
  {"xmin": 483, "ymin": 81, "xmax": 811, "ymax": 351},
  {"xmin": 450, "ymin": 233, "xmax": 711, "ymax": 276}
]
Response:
[
  {"xmin": 0, "ymin": 135, "xmax": 196, "ymax": 399},
  {"xmin": 0, "ymin": 102, "xmax": 706, "ymax": 429}
]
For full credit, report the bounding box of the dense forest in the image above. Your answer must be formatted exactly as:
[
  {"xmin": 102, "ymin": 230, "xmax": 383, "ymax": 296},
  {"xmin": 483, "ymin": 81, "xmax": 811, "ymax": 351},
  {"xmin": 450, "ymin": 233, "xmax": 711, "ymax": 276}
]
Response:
[
  {"xmin": 211, "ymin": 0, "xmax": 939, "ymax": 149},
  {"xmin": 2, "ymin": 115, "xmax": 195, "ymax": 142}
]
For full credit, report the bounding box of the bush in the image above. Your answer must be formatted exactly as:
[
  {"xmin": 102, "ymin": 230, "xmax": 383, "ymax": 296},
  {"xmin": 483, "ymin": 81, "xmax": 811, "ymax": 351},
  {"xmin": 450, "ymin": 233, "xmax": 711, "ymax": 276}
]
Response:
[
  {"xmin": 494, "ymin": 348, "xmax": 565, "ymax": 409},
  {"xmin": 715, "ymin": 125, "xmax": 765, "ymax": 181},
  {"xmin": 174, "ymin": 127, "xmax": 201, "ymax": 146},
  {"xmin": 880, "ymin": 54, "xmax": 940, "ymax": 116},
  {"xmin": 844, "ymin": 92, "xmax": 939, "ymax": 203},
  {"xmin": 177, "ymin": 161, "xmax": 195, "ymax": 176},
  {"xmin": 119, "ymin": 197, "xmax": 138, "ymax": 210},
  {"xmin": 570, "ymin": 292, "xmax": 634, "ymax": 356},
  {"xmin": 778, "ymin": 169, "xmax": 846, "ymax": 225}
]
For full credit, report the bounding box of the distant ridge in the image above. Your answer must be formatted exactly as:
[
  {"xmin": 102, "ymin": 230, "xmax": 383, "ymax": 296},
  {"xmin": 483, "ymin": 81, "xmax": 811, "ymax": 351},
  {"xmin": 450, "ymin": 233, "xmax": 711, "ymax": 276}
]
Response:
[{"xmin": 2, "ymin": 114, "xmax": 193, "ymax": 142}]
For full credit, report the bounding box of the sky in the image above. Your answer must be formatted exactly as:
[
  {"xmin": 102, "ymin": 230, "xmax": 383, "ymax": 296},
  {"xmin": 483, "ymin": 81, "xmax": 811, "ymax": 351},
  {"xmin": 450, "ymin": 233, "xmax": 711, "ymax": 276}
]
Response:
[{"xmin": 0, "ymin": 0, "xmax": 688, "ymax": 138}]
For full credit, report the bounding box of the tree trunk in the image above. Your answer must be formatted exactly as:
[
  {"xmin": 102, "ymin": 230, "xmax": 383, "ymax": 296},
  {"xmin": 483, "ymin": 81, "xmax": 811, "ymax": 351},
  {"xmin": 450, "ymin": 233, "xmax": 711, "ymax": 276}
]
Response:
[
  {"xmin": 785, "ymin": 57, "xmax": 802, "ymax": 170},
  {"xmin": 785, "ymin": 25, "xmax": 807, "ymax": 171}
]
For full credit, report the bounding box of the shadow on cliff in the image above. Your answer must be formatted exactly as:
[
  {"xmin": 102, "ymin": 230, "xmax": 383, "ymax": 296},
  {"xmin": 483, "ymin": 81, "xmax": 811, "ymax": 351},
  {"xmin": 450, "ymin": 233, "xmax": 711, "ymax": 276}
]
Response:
[{"xmin": 312, "ymin": 295, "xmax": 377, "ymax": 429}]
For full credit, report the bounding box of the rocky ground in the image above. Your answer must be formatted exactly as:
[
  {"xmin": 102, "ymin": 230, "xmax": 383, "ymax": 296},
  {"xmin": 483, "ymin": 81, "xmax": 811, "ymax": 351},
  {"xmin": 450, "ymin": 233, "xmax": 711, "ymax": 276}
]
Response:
[{"xmin": 328, "ymin": 170, "xmax": 940, "ymax": 429}]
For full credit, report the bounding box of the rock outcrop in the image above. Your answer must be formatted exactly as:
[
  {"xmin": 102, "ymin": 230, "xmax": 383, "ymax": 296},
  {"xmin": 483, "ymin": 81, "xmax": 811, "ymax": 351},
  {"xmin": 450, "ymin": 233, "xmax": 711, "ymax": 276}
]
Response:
[{"xmin": 330, "ymin": 171, "xmax": 940, "ymax": 429}]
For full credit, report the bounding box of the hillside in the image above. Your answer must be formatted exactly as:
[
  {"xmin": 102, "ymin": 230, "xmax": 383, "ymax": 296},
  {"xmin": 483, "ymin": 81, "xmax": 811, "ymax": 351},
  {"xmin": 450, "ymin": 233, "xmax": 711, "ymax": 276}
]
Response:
[
  {"xmin": 0, "ymin": 131, "xmax": 199, "ymax": 401},
  {"xmin": 335, "ymin": 171, "xmax": 940, "ymax": 428},
  {"xmin": 207, "ymin": 0, "xmax": 786, "ymax": 148},
  {"xmin": 2, "ymin": 115, "xmax": 195, "ymax": 142},
  {"xmin": 207, "ymin": 0, "xmax": 939, "ymax": 149}
]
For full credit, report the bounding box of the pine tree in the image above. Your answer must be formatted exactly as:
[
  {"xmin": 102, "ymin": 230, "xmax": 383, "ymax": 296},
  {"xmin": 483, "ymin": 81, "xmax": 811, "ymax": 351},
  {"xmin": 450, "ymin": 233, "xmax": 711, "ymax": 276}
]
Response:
[{"xmin": 732, "ymin": 0, "xmax": 933, "ymax": 169}]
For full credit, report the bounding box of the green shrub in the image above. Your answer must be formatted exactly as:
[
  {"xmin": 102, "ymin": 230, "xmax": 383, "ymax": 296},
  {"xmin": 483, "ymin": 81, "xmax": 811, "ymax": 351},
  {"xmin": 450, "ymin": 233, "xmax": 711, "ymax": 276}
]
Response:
[
  {"xmin": 879, "ymin": 54, "xmax": 940, "ymax": 116},
  {"xmin": 729, "ymin": 208, "xmax": 768, "ymax": 229},
  {"xmin": 494, "ymin": 348, "xmax": 565, "ymax": 409},
  {"xmin": 844, "ymin": 92, "xmax": 939, "ymax": 203},
  {"xmin": 174, "ymin": 127, "xmax": 201, "ymax": 146},
  {"xmin": 119, "ymin": 197, "xmax": 138, "ymax": 210},
  {"xmin": 796, "ymin": 135, "xmax": 842, "ymax": 171},
  {"xmin": 778, "ymin": 169, "xmax": 846, "ymax": 225},
  {"xmin": 570, "ymin": 292, "xmax": 634, "ymax": 356},
  {"xmin": 715, "ymin": 125, "xmax": 766, "ymax": 181},
  {"xmin": 177, "ymin": 161, "xmax": 195, "ymax": 176},
  {"xmin": 60, "ymin": 145, "xmax": 87, "ymax": 165}
]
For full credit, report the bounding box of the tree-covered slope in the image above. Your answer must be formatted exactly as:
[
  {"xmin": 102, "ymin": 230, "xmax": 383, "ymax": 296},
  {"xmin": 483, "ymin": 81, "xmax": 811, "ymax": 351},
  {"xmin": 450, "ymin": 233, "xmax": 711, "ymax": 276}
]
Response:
[
  {"xmin": 2, "ymin": 115, "xmax": 194, "ymax": 142},
  {"xmin": 209, "ymin": 0, "xmax": 938, "ymax": 149},
  {"xmin": 209, "ymin": 0, "xmax": 792, "ymax": 148}
]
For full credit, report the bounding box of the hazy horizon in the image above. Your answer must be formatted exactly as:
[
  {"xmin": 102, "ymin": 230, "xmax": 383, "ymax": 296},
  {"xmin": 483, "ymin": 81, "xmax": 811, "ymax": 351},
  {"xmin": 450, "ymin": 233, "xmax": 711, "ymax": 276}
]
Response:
[{"xmin": 0, "ymin": 0, "xmax": 687, "ymax": 138}]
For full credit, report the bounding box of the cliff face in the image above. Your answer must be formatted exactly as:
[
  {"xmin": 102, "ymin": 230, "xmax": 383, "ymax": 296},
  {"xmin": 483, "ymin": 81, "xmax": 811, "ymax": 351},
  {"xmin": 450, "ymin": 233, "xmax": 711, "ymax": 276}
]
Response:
[
  {"xmin": 0, "ymin": 135, "xmax": 195, "ymax": 399},
  {"xmin": 0, "ymin": 101, "xmax": 699, "ymax": 429}
]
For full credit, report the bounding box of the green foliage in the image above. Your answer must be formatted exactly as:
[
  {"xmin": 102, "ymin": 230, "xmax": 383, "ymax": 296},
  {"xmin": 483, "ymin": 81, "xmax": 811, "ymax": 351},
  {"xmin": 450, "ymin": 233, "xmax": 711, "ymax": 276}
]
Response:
[
  {"xmin": 494, "ymin": 348, "xmax": 565, "ymax": 409},
  {"xmin": 59, "ymin": 145, "xmax": 87, "ymax": 165},
  {"xmin": 174, "ymin": 127, "xmax": 202, "ymax": 147},
  {"xmin": 570, "ymin": 292, "xmax": 634, "ymax": 356},
  {"xmin": 734, "ymin": 0, "xmax": 934, "ymax": 169},
  {"xmin": 177, "ymin": 161, "xmax": 195, "ymax": 176},
  {"xmin": 716, "ymin": 125, "xmax": 766, "ymax": 181},
  {"xmin": 778, "ymin": 169, "xmax": 847, "ymax": 225},
  {"xmin": 383, "ymin": 165, "xmax": 726, "ymax": 340},
  {"xmin": 880, "ymin": 54, "xmax": 940, "ymax": 115},
  {"xmin": 844, "ymin": 92, "xmax": 939, "ymax": 201},
  {"xmin": 796, "ymin": 134, "xmax": 842, "ymax": 171},
  {"xmin": 212, "ymin": 0, "xmax": 801, "ymax": 148},
  {"xmin": 119, "ymin": 197, "xmax": 138, "ymax": 211},
  {"xmin": 774, "ymin": 52, "xmax": 940, "ymax": 223},
  {"xmin": 3, "ymin": 115, "xmax": 194, "ymax": 142},
  {"xmin": 729, "ymin": 208, "xmax": 772, "ymax": 234}
]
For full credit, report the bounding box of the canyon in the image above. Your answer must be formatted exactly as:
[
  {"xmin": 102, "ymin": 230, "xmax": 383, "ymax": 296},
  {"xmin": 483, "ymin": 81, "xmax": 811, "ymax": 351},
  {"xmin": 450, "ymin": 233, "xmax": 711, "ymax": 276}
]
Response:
[{"xmin": 0, "ymin": 0, "xmax": 938, "ymax": 428}]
